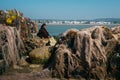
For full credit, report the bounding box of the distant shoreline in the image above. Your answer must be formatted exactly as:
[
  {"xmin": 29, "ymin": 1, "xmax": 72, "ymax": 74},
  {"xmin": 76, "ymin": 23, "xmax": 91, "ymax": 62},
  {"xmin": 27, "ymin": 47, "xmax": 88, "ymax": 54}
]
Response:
[{"xmin": 38, "ymin": 23, "xmax": 120, "ymax": 26}]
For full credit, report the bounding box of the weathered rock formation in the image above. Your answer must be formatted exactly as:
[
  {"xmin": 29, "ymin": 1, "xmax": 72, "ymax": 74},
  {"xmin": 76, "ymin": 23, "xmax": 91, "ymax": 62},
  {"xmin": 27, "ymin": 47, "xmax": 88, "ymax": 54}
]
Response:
[
  {"xmin": 47, "ymin": 26, "xmax": 120, "ymax": 79},
  {"xmin": 0, "ymin": 24, "xmax": 25, "ymax": 68}
]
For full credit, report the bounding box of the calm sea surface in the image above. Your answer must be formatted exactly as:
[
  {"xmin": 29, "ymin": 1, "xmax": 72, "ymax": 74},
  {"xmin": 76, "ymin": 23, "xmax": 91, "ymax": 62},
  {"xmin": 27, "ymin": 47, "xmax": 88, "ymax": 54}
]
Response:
[{"xmin": 38, "ymin": 24, "xmax": 120, "ymax": 36}]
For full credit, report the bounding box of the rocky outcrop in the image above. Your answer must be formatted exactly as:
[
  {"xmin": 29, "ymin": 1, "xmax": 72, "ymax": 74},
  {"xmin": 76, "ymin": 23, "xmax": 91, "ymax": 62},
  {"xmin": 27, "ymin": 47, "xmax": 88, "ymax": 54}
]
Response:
[
  {"xmin": 0, "ymin": 24, "xmax": 25, "ymax": 68},
  {"xmin": 47, "ymin": 26, "xmax": 120, "ymax": 79}
]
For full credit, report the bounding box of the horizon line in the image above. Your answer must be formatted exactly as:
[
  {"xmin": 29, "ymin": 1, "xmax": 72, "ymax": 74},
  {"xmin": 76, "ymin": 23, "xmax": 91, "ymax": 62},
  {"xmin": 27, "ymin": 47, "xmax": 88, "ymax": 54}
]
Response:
[{"xmin": 32, "ymin": 18, "xmax": 120, "ymax": 20}]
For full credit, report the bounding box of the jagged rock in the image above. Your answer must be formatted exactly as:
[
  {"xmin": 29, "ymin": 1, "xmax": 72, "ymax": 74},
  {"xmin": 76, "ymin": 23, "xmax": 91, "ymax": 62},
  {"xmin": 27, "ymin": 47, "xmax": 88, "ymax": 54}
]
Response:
[
  {"xmin": 29, "ymin": 47, "xmax": 50, "ymax": 64},
  {"xmin": 47, "ymin": 26, "xmax": 119, "ymax": 79},
  {"xmin": 0, "ymin": 24, "xmax": 25, "ymax": 68}
]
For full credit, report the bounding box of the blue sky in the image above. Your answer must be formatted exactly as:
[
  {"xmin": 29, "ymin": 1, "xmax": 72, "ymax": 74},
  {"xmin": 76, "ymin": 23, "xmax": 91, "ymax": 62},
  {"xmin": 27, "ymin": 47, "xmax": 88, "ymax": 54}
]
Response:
[{"xmin": 0, "ymin": 0, "xmax": 120, "ymax": 20}]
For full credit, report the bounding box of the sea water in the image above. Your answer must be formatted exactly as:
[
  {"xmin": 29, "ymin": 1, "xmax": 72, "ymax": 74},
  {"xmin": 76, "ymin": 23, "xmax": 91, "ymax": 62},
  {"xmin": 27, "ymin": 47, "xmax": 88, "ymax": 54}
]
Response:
[{"xmin": 38, "ymin": 24, "xmax": 119, "ymax": 36}]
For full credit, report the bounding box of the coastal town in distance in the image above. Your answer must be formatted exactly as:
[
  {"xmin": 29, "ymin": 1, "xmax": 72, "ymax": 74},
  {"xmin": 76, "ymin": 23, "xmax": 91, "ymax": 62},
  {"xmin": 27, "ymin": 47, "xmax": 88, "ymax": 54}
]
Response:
[{"xmin": 36, "ymin": 18, "xmax": 120, "ymax": 25}]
